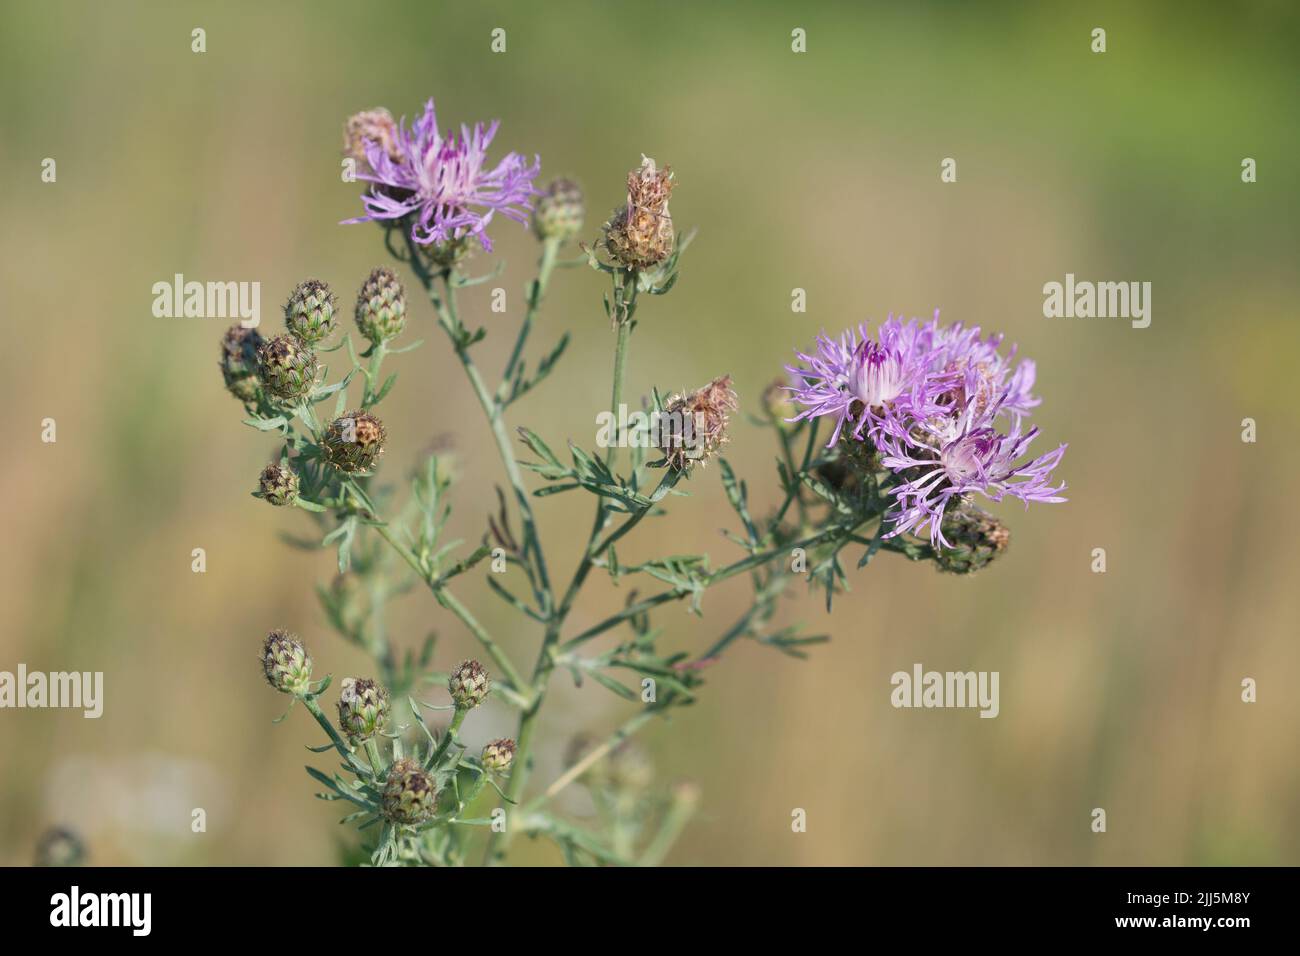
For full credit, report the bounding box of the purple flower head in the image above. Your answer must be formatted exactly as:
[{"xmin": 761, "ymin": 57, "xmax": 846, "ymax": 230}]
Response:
[
  {"xmin": 785, "ymin": 311, "xmax": 1067, "ymax": 550},
  {"xmin": 343, "ymin": 99, "xmax": 540, "ymax": 252},
  {"xmin": 924, "ymin": 321, "xmax": 1041, "ymax": 425},
  {"xmin": 784, "ymin": 315, "xmax": 936, "ymax": 446},
  {"xmin": 879, "ymin": 409, "xmax": 1067, "ymax": 549}
]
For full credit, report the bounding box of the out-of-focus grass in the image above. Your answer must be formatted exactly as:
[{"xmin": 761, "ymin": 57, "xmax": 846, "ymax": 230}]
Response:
[{"xmin": 0, "ymin": 0, "xmax": 1296, "ymax": 865}]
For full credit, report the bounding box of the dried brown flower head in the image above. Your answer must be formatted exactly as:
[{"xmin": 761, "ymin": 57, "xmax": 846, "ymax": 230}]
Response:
[
  {"xmin": 343, "ymin": 108, "xmax": 402, "ymax": 166},
  {"xmin": 602, "ymin": 156, "xmax": 675, "ymax": 269},
  {"xmin": 658, "ymin": 374, "xmax": 738, "ymax": 471}
]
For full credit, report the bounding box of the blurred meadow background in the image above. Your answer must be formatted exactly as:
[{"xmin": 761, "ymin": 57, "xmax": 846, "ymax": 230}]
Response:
[{"xmin": 1, "ymin": 0, "xmax": 1297, "ymax": 865}]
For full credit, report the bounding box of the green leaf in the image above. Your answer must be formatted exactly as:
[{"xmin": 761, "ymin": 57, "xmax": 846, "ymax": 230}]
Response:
[
  {"xmin": 371, "ymin": 372, "xmax": 398, "ymax": 405},
  {"xmin": 516, "ymin": 427, "xmax": 563, "ymax": 468},
  {"xmin": 719, "ymin": 459, "xmax": 758, "ymax": 544},
  {"xmin": 587, "ymin": 670, "xmax": 639, "ymax": 701},
  {"xmin": 435, "ymin": 543, "xmax": 491, "ymax": 584},
  {"xmin": 533, "ymin": 482, "xmax": 581, "ymax": 496},
  {"xmin": 243, "ymin": 415, "xmax": 289, "ymax": 431}
]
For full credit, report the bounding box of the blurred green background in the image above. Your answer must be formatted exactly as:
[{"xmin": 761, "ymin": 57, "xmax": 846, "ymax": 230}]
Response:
[{"xmin": 2, "ymin": 0, "xmax": 1297, "ymax": 865}]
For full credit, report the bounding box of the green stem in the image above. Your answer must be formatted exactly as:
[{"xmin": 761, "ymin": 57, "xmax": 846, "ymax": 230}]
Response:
[
  {"xmin": 637, "ymin": 790, "xmax": 698, "ymax": 867},
  {"xmin": 359, "ymin": 488, "xmax": 528, "ymax": 694},
  {"xmin": 362, "ymin": 341, "xmax": 388, "ymax": 408},
  {"xmin": 699, "ymin": 575, "xmax": 787, "ymax": 661},
  {"xmin": 303, "ymin": 695, "xmax": 368, "ymax": 774},
  {"xmin": 499, "ymin": 236, "xmax": 560, "ymax": 395},
  {"xmin": 452, "ymin": 771, "xmax": 490, "ymax": 820},
  {"xmin": 486, "ymin": 281, "xmax": 638, "ymax": 863},
  {"xmin": 588, "ymin": 470, "xmax": 678, "ymax": 559},
  {"xmin": 433, "ymin": 589, "xmax": 529, "ymax": 695},
  {"xmin": 427, "ymin": 707, "xmax": 466, "ymax": 769},
  {"xmin": 365, "ymin": 739, "xmax": 386, "ymax": 777},
  {"xmin": 423, "ymin": 262, "xmax": 555, "ymax": 614},
  {"xmin": 767, "ymin": 418, "xmax": 820, "ymax": 541},
  {"xmin": 524, "ymin": 708, "xmax": 658, "ymax": 812},
  {"xmin": 562, "ymin": 527, "xmax": 846, "ymax": 651}
]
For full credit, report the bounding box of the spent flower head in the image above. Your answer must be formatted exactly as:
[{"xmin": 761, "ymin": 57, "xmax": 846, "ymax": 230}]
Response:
[
  {"xmin": 284, "ymin": 278, "xmax": 338, "ymax": 346},
  {"xmin": 343, "ymin": 108, "xmax": 403, "ymax": 168},
  {"xmin": 602, "ymin": 156, "xmax": 675, "ymax": 269},
  {"xmin": 337, "ymin": 677, "xmax": 389, "ymax": 743},
  {"xmin": 448, "ymin": 659, "xmax": 490, "ymax": 709},
  {"xmin": 658, "ymin": 374, "xmax": 737, "ymax": 471},
  {"xmin": 220, "ymin": 324, "xmax": 265, "ymax": 402},
  {"xmin": 354, "ymin": 267, "xmax": 407, "ymax": 344},
  {"xmin": 344, "ymin": 98, "xmax": 540, "ymax": 254},
  {"xmin": 262, "ymin": 629, "xmax": 313, "ymax": 695},
  {"xmin": 322, "ymin": 410, "xmax": 388, "ymax": 474}
]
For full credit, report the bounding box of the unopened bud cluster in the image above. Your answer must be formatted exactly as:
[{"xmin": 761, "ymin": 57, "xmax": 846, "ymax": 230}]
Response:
[
  {"xmin": 262, "ymin": 629, "xmax": 313, "ymax": 695},
  {"xmin": 322, "ymin": 410, "xmax": 388, "ymax": 474},
  {"xmin": 448, "ymin": 659, "xmax": 490, "ymax": 709},
  {"xmin": 532, "ymin": 178, "xmax": 585, "ymax": 243},
  {"xmin": 258, "ymin": 463, "xmax": 299, "ymax": 506},
  {"xmin": 220, "ymin": 325, "xmax": 265, "ymax": 402},
  {"xmin": 337, "ymin": 676, "xmax": 390, "ymax": 743},
  {"xmin": 257, "ymin": 334, "xmax": 320, "ymax": 401},
  {"xmin": 481, "ymin": 738, "xmax": 516, "ymax": 772},
  {"xmin": 354, "ymin": 267, "xmax": 407, "ymax": 344},
  {"xmin": 284, "ymin": 279, "xmax": 338, "ymax": 345},
  {"xmin": 381, "ymin": 758, "xmax": 438, "ymax": 825},
  {"xmin": 934, "ymin": 504, "xmax": 1011, "ymax": 574}
]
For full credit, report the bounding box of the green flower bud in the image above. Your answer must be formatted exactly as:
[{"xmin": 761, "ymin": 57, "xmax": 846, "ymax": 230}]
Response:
[
  {"xmin": 354, "ymin": 267, "xmax": 406, "ymax": 344},
  {"xmin": 258, "ymin": 462, "xmax": 300, "ymax": 506},
  {"xmin": 531, "ymin": 178, "xmax": 585, "ymax": 242},
  {"xmin": 448, "ymin": 659, "xmax": 489, "ymax": 710},
  {"xmin": 220, "ymin": 325, "xmax": 265, "ymax": 402},
  {"xmin": 35, "ymin": 827, "xmax": 86, "ymax": 867},
  {"xmin": 262, "ymin": 629, "xmax": 313, "ymax": 695},
  {"xmin": 322, "ymin": 410, "xmax": 387, "ymax": 474},
  {"xmin": 337, "ymin": 676, "xmax": 389, "ymax": 743},
  {"xmin": 257, "ymin": 334, "xmax": 320, "ymax": 401},
  {"xmin": 481, "ymin": 738, "xmax": 516, "ymax": 773},
  {"xmin": 284, "ymin": 278, "xmax": 338, "ymax": 346},
  {"xmin": 934, "ymin": 504, "xmax": 1010, "ymax": 575},
  {"xmin": 381, "ymin": 757, "xmax": 438, "ymax": 825}
]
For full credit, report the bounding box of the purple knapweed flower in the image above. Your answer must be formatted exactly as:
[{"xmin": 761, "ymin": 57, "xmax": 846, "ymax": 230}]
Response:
[
  {"xmin": 344, "ymin": 99, "xmax": 540, "ymax": 252},
  {"xmin": 784, "ymin": 316, "xmax": 937, "ymax": 446},
  {"xmin": 878, "ymin": 399, "xmax": 1067, "ymax": 549},
  {"xmin": 786, "ymin": 311, "xmax": 1067, "ymax": 549},
  {"xmin": 923, "ymin": 321, "xmax": 1040, "ymax": 425}
]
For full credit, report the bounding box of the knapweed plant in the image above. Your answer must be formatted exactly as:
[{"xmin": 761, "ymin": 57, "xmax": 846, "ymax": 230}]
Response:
[{"xmin": 225, "ymin": 98, "xmax": 1068, "ymax": 866}]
